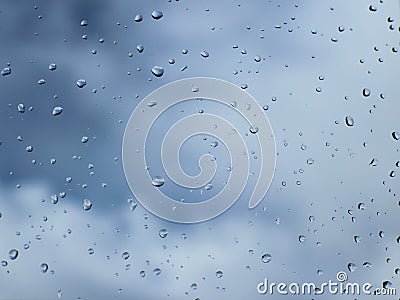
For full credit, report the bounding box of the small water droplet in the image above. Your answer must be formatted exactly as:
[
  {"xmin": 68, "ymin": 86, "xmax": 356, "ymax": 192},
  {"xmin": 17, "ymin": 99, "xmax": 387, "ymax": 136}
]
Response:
[
  {"xmin": 369, "ymin": 158, "xmax": 378, "ymax": 167},
  {"xmin": 153, "ymin": 268, "xmax": 162, "ymax": 275},
  {"xmin": 151, "ymin": 66, "xmax": 164, "ymax": 77},
  {"xmin": 1, "ymin": 67, "xmax": 11, "ymax": 76},
  {"xmin": 347, "ymin": 262, "xmax": 356, "ymax": 272},
  {"xmin": 254, "ymin": 55, "xmax": 261, "ymax": 62},
  {"xmin": 76, "ymin": 79, "xmax": 87, "ymax": 88},
  {"xmin": 298, "ymin": 235, "xmax": 306, "ymax": 243},
  {"xmin": 216, "ymin": 270, "xmax": 223, "ymax": 278},
  {"xmin": 392, "ymin": 131, "xmax": 399, "ymax": 141},
  {"xmin": 182, "ymin": 48, "xmax": 188, "ymax": 54},
  {"xmin": 40, "ymin": 263, "xmax": 48, "ymax": 273},
  {"xmin": 49, "ymin": 63, "xmax": 57, "ymax": 71},
  {"xmin": 191, "ymin": 283, "xmax": 198, "ymax": 290},
  {"xmin": 369, "ymin": 5, "xmax": 377, "ymax": 12},
  {"xmin": 136, "ymin": 45, "xmax": 144, "ymax": 53},
  {"xmin": 249, "ymin": 126, "xmax": 259, "ymax": 134},
  {"xmin": 152, "ymin": 176, "xmax": 165, "ymax": 187},
  {"xmin": 80, "ymin": 19, "xmax": 88, "ymax": 26},
  {"xmin": 147, "ymin": 101, "xmax": 157, "ymax": 107},
  {"xmin": 81, "ymin": 136, "xmax": 89, "ymax": 143},
  {"xmin": 307, "ymin": 158, "xmax": 314, "ymax": 165},
  {"xmin": 122, "ymin": 251, "xmax": 130, "ymax": 260},
  {"xmin": 83, "ymin": 199, "xmax": 92, "ymax": 211},
  {"xmin": 88, "ymin": 248, "xmax": 95, "ymax": 255},
  {"xmin": 383, "ymin": 280, "xmax": 392, "ymax": 289},
  {"xmin": 8, "ymin": 249, "xmax": 18, "ymax": 260},
  {"xmin": 159, "ymin": 228, "xmax": 168, "ymax": 238},
  {"xmin": 151, "ymin": 10, "xmax": 163, "ymax": 20},
  {"xmin": 362, "ymin": 88, "xmax": 371, "ymax": 97},
  {"xmin": 17, "ymin": 103, "xmax": 25, "ymax": 113},
  {"xmin": 204, "ymin": 183, "xmax": 213, "ymax": 190},
  {"xmin": 52, "ymin": 106, "xmax": 63, "ymax": 116},
  {"xmin": 1, "ymin": 260, "xmax": 8, "ymax": 267},
  {"xmin": 261, "ymin": 253, "xmax": 272, "ymax": 263},
  {"xmin": 51, "ymin": 194, "xmax": 58, "ymax": 204},
  {"xmin": 26, "ymin": 145, "xmax": 33, "ymax": 152},
  {"xmin": 200, "ymin": 51, "xmax": 209, "ymax": 58},
  {"xmin": 139, "ymin": 270, "xmax": 146, "ymax": 277},
  {"xmin": 37, "ymin": 79, "xmax": 46, "ymax": 85},
  {"xmin": 354, "ymin": 236, "xmax": 361, "ymax": 243},
  {"xmin": 134, "ymin": 14, "xmax": 143, "ymax": 22},
  {"xmin": 345, "ymin": 116, "xmax": 354, "ymax": 127}
]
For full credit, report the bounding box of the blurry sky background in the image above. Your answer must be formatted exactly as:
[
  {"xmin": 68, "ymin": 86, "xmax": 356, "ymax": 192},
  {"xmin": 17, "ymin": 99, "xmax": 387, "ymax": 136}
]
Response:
[{"xmin": 0, "ymin": 0, "xmax": 399, "ymax": 299}]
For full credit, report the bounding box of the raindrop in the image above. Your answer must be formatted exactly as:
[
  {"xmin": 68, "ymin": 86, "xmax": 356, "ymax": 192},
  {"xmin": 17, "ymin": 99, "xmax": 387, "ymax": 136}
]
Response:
[
  {"xmin": 136, "ymin": 45, "xmax": 144, "ymax": 53},
  {"xmin": 369, "ymin": 158, "xmax": 378, "ymax": 167},
  {"xmin": 1, "ymin": 261, "xmax": 7, "ymax": 267},
  {"xmin": 354, "ymin": 236, "xmax": 361, "ymax": 243},
  {"xmin": 204, "ymin": 183, "xmax": 213, "ymax": 190},
  {"xmin": 307, "ymin": 158, "xmax": 314, "ymax": 165},
  {"xmin": 83, "ymin": 199, "xmax": 92, "ymax": 211},
  {"xmin": 389, "ymin": 170, "xmax": 396, "ymax": 177},
  {"xmin": 26, "ymin": 145, "xmax": 33, "ymax": 152},
  {"xmin": 383, "ymin": 280, "xmax": 392, "ymax": 289},
  {"xmin": 88, "ymin": 248, "xmax": 95, "ymax": 255},
  {"xmin": 8, "ymin": 249, "xmax": 18, "ymax": 260},
  {"xmin": 51, "ymin": 194, "xmax": 58, "ymax": 204},
  {"xmin": 347, "ymin": 262, "xmax": 356, "ymax": 272},
  {"xmin": 200, "ymin": 51, "xmax": 209, "ymax": 58},
  {"xmin": 37, "ymin": 79, "xmax": 46, "ymax": 85},
  {"xmin": 182, "ymin": 48, "xmax": 188, "ymax": 54},
  {"xmin": 80, "ymin": 19, "xmax": 88, "ymax": 26},
  {"xmin": 153, "ymin": 268, "xmax": 162, "ymax": 276},
  {"xmin": 49, "ymin": 63, "xmax": 57, "ymax": 71},
  {"xmin": 362, "ymin": 88, "xmax": 371, "ymax": 97},
  {"xmin": 1, "ymin": 67, "xmax": 11, "ymax": 76},
  {"xmin": 151, "ymin": 10, "xmax": 163, "ymax": 20},
  {"xmin": 17, "ymin": 103, "xmax": 25, "ymax": 113},
  {"xmin": 81, "ymin": 136, "xmax": 89, "ymax": 143},
  {"xmin": 122, "ymin": 252, "xmax": 130, "ymax": 260},
  {"xmin": 378, "ymin": 230, "xmax": 384, "ymax": 238},
  {"xmin": 57, "ymin": 289, "xmax": 63, "ymax": 298},
  {"xmin": 358, "ymin": 202, "xmax": 366, "ymax": 210},
  {"xmin": 261, "ymin": 253, "xmax": 272, "ymax": 263},
  {"xmin": 216, "ymin": 270, "xmax": 223, "ymax": 278},
  {"xmin": 191, "ymin": 283, "xmax": 198, "ymax": 290},
  {"xmin": 147, "ymin": 101, "xmax": 157, "ymax": 107},
  {"xmin": 159, "ymin": 228, "xmax": 168, "ymax": 238},
  {"xmin": 254, "ymin": 55, "xmax": 261, "ymax": 62},
  {"xmin": 249, "ymin": 126, "xmax": 259, "ymax": 134},
  {"xmin": 134, "ymin": 14, "xmax": 143, "ymax": 22},
  {"xmin": 395, "ymin": 268, "xmax": 400, "ymax": 275},
  {"xmin": 52, "ymin": 106, "xmax": 63, "ymax": 116},
  {"xmin": 298, "ymin": 235, "xmax": 306, "ymax": 243},
  {"xmin": 151, "ymin": 66, "xmax": 164, "ymax": 77},
  {"xmin": 152, "ymin": 176, "xmax": 165, "ymax": 187},
  {"xmin": 139, "ymin": 270, "xmax": 146, "ymax": 277},
  {"xmin": 369, "ymin": 5, "xmax": 377, "ymax": 12},
  {"xmin": 168, "ymin": 58, "xmax": 175, "ymax": 64},
  {"xmin": 392, "ymin": 131, "xmax": 399, "ymax": 141},
  {"xmin": 345, "ymin": 116, "xmax": 354, "ymax": 127},
  {"xmin": 40, "ymin": 263, "xmax": 48, "ymax": 273},
  {"xmin": 76, "ymin": 79, "xmax": 87, "ymax": 88}
]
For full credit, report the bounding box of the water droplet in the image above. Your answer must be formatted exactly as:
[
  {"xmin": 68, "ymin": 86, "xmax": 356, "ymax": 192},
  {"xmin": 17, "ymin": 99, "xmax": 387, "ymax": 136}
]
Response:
[
  {"xmin": 191, "ymin": 283, "xmax": 198, "ymax": 290},
  {"xmin": 1, "ymin": 67, "xmax": 11, "ymax": 76},
  {"xmin": 139, "ymin": 270, "xmax": 146, "ymax": 277},
  {"xmin": 147, "ymin": 101, "xmax": 157, "ymax": 107},
  {"xmin": 378, "ymin": 230, "xmax": 384, "ymax": 238},
  {"xmin": 254, "ymin": 55, "xmax": 261, "ymax": 62},
  {"xmin": 395, "ymin": 268, "xmax": 400, "ymax": 275},
  {"xmin": 168, "ymin": 58, "xmax": 175, "ymax": 64},
  {"xmin": 151, "ymin": 10, "xmax": 163, "ymax": 20},
  {"xmin": 151, "ymin": 66, "xmax": 164, "ymax": 77},
  {"xmin": 369, "ymin": 5, "xmax": 377, "ymax": 12},
  {"xmin": 40, "ymin": 263, "xmax": 48, "ymax": 273},
  {"xmin": 298, "ymin": 235, "xmax": 306, "ymax": 243},
  {"xmin": 261, "ymin": 253, "xmax": 272, "ymax": 263},
  {"xmin": 17, "ymin": 103, "xmax": 25, "ymax": 113},
  {"xmin": 76, "ymin": 79, "xmax": 87, "ymax": 88},
  {"xmin": 83, "ymin": 199, "xmax": 92, "ymax": 211},
  {"xmin": 80, "ymin": 19, "xmax": 88, "ymax": 26},
  {"xmin": 8, "ymin": 249, "xmax": 18, "ymax": 260},
  {"xmin": 26, "ymin": 145, "xmax": 33, "ymax": 152},
  {"xmin": 383, "ymin": 280, "xmax": 392, "ymax": 289},
  {"xmin": 216, "ymin": 270, "xmax": 223, "ymax": 278},
  {"xmin": 392, "ymin": 131, "xmax": 399, "ymax": 141},
  {"xmin": 57, "ymin": 289, "xmax": 63, "ymax": 298},
  {"xmin": 210, "ymin": 141, "xmax": 218, "ymax": 147},
  {"xmin": 345, "ymin": 116, "xmax": 354, "ymax": 127},
  {"xmin": 49, "ymin": 63, "xmax": 57, "ymax": 71},
  {"xmin": 81, "ymin": 136, "xmax": 89, "ymax": 143},
  {"xmin": 369, "ymin": 158, "xmax": 378, "ymax": 167},
  {"xmin": 204, "ymin": 183, "xmax": 213, "ymax": 190},
  {"xmin": 52, "ymin": 106, "xmax": 63, "ymax": 116},
  {"xmin": 307, "ymin": 158, "xmax": 314, "ymax": 165},
  {"xmin": 249, "ymin": 126, "xmax": 259, "ymax": 134},
  {"xmin": 200, "ymin": 51, "xmax": 209, "ymax": 58},
  {"xmin": 1, "ymin": 260, "xmax": 8, "ymax": 267},
  {"xmin": 88, "ymin": 248, "xmax": 94, "ymax": 255},
  {"xmin": 362, "ymin": 88, "xmax": 371, "ymax": 97},
  {"xmin": 347, "ymin": 262, "xmax": 356, "ymax": 272},
  {"xmin": 389, "ymin": 170, "xmax": 396, "ymax": 177},
  {"xmin": 153, "ymin": 268, "xmax": 162, "ymax": 275},
  {"xmin": 136, "ymin": 45, "xmax": 144, "ymax": 53},
  {"xmin": 134, "ymin": 14, "xmax": 143, "ymax": 22},
  {"xmin": 122, "ymin": 251, "xmax": 130, "ymax": 260},
  {"xmin": 37, "ymin": 79, "xmax": 46, "ymax": 85},
  {"xmin": 182, "ymin": 48, "xmax": 188, "ymax": 54},
  {"xmin": 159, "ymin": 228, "xmax": 168, "ymax": 238},
  {"xmin": 51, "ymin": 194, "xmax": 58, "ymax": 204},
  {"xmin": 152, "ymin": 176, "xmax": 165, "ymax": 187},
  {"xmin": 354, "ymin": 236, "xmax": 361, "ymax": 243}
]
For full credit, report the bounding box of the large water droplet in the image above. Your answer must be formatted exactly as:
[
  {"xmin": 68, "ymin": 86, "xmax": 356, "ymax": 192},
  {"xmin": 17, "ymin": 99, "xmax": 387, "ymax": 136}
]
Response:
[
  {"xmin": 261, "ymin": 253, "xmax": 272, "ymax": 263},
  {"xmin": 152, "ymin": 176, "xmax": 165, "ymax": 187},
  {"xmin": 1, "ymin": 67, "xmax": 11, "ymax": 76},
  {"xmin": 76, "ymin": 79, "xmax": 87, "ymax": 88},
  {"xmin": 8, "ymin": 249, "xmax": 18, "ymax": 260},
  {"xmin": 52, "ymin": 106, "xmax": 63, "ymax": 116},
  {"xmin": 159, "ymin": 228, "xmax": 168, "ymax": 238},
  {"xmin": 83, "ymin": 199, "xmax": 92, "ymax": 211},
  {"xmin": 40, "ymin": 263, "xmax": 48, "ymax": 273},
  {"xmin": 136, "ymin": 45, "xmax": 144, "ymax": 53},
  {"xmin": 134, "ymin": 14, "xmax": 143, "ymax": 22},
  {"xmin": 151, "ymin": 66, "xmax": 164, "ymax": 77},
  {"xmin": 345, "ymin": 116, "xmax": 354, "ymax": 127},
  {"xmin": 151, "ymin": 10, "xmax": 163, "ymax": 20},
  {"xmin": 51, "ymin": 194, "xmax": 58, "ymax": 204}
]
